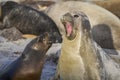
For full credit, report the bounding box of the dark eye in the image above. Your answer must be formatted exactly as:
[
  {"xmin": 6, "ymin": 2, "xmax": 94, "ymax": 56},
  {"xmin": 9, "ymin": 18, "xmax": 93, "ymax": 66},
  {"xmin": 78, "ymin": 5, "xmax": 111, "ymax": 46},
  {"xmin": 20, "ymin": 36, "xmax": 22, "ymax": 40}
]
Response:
[{"xmin": 74, "ymin": 15, "xmax": 79, "ymax": 18}]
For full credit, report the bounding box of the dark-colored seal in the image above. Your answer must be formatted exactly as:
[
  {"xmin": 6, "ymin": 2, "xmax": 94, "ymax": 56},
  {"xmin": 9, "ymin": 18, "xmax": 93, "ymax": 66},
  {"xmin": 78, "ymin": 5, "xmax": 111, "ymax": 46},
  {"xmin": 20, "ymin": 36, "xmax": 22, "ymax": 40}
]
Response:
[
  {"xmin": 0, "ymin": 1, "xmax": 62, "ymax": 43},
  {"xmin": 51, "ymin": 11, "xmax": 100, "ymax": 80},
  {"xmin": 0, "ymin": 32, "xmax": 52, "ymax": 80}
]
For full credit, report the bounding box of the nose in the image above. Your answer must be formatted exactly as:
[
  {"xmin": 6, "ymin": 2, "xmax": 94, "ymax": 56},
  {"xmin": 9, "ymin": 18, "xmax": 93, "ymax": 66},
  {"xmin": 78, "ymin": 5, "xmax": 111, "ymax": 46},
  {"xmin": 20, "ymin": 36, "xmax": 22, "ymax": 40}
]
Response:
[{"xmin": 50, "ymin": 32, "xmax": 62, "ymax": 43}]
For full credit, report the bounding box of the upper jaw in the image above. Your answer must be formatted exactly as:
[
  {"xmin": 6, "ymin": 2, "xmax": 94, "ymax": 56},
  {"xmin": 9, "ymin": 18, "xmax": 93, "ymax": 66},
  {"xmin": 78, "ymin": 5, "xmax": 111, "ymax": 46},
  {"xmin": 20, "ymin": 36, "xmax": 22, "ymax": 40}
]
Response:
[{"xmin": 61, "ymin": 13, "xmax": 73, "ymax": 24}]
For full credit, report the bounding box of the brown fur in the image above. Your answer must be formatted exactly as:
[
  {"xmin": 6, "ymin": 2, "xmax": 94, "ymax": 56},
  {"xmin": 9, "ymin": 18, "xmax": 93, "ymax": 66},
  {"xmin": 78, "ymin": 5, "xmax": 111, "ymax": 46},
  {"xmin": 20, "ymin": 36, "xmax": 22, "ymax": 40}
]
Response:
[
  {"xmin": 47, "ymin": 1, "xmax": 120, "ymax": 50},
  {"xmin": 54, "ymin": 11, "xmax": 100, "ymax": 80}
]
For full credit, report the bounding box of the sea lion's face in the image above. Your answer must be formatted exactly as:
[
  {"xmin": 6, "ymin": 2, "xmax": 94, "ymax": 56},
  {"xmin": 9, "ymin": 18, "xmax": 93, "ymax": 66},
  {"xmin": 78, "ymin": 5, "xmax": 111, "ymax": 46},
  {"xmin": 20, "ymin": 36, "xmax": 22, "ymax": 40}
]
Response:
[
  {"xmin": 61, "ymin": 11, "xmax": 90, "ymax": 40},
  {"xmin": 32, "ymin": 32, "xmax": 52, "ymax": 51}
]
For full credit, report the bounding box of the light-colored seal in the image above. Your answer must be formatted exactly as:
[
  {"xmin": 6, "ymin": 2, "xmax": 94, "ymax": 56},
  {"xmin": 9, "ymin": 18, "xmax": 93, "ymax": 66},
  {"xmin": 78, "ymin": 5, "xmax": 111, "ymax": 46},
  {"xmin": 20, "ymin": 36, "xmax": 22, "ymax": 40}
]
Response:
[
  {"xmin": 52, "ymin": 11, "xmax": 120, "ymax": 80},
  {"xmin": 52, "ymin": 11, "xmax": 100, "ymax": 80}
]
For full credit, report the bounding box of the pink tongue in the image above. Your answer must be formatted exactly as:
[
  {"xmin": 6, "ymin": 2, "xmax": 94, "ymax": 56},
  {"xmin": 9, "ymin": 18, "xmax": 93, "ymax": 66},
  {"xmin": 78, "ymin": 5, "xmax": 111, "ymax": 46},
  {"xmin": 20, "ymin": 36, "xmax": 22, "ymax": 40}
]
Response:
[{"xmin": 66, "ymin": 22, "xmax": 72, "ymax": 36}]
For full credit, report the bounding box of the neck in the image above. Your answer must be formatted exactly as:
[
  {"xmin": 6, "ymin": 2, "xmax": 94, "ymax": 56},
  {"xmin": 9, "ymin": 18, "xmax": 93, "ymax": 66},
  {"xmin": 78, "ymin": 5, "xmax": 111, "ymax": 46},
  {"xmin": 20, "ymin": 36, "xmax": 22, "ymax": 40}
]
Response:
[
  {"xmin": 62, "ymin": 31, "xmax": 81, "ymax": 56},
  {"xmin": 16, "ymin": 48, "xmax": 46, "ymax": 77},
  {"xmin": 80, "ymin": 31, "xmax": 101, "ymax": 80},
  {"xmin": 21, "ymin": 38, "xmax": 48, "ymax": 63},
  {"xmin": 22, "ymin": 48, "xmax": 46, "ymax": 63},
  {"xmin": 67, "ymin": 29, "xmax": 77, "ymax": 40}
]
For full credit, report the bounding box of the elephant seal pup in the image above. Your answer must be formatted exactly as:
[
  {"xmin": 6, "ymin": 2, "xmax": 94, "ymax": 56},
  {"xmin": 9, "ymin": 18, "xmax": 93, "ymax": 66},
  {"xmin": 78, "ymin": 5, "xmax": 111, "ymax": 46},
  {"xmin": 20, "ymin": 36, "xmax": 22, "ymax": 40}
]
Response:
[
  {"xmin": 0, "ymin": 32, "xmax": 52, "ymax": 80},
  {"xmin": 53, "ymin": 11, "xmax": 100, "ymax": 80},
  {"xmin": 0, "ymin": 1, "xmax": 62, "ymax": 43},
  {"xmin": 47, "ymin": 1, "xmax": 120, "ymax": 50}
]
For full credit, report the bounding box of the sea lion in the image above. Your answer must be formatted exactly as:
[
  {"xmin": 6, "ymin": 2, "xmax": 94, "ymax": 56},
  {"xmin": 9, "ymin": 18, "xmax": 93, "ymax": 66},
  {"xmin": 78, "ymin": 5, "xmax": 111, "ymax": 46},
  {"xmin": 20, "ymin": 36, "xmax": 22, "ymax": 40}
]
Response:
[
  {"xmin": 0, "ymin": 1, "xmax": 62, "ymax": 43},
  {"xmin": 47, "ymin": 1, "xmax": 120, "ymax": 50},
  {"xmin": 0, "ymin": 32, "xmax": 53, "ymax": 80},
  {"xmin": 52, "ymin": 11, "xmax": 100, "ymax": 80}
]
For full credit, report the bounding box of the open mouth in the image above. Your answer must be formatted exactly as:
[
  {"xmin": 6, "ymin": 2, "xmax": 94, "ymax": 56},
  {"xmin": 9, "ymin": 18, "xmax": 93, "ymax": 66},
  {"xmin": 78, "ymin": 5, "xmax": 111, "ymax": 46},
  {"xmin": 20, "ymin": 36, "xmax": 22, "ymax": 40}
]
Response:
[
  {"xmin": 64, "ymin": 21, "xmax": 73, "ymax": 37},
  {"xmin": 61, "ymin": 13, "xmax": 74, "ymax": 37},
  {"xmin": 61, "ymin": 19, "xmax": 73, "ymax": 37}
]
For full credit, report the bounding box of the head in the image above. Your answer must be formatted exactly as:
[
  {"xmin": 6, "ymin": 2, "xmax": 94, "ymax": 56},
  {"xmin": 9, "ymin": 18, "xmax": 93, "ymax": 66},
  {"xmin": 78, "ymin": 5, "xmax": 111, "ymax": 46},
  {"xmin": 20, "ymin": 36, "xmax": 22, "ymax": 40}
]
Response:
[
  {"xmin": 0, "ymin": 1, "xmax": 18, "ymax": 21},
  {"xmin": 39, "ymin": 26, "xmax": 62, "ymax": 43},
  {"xmin": 61, "ymin": 11, "xmax": 91, "ymax": 40},
  {"xmin": 22, "ymin": 32, "xmax": 52, "ymax": 61},
  {"xmin": 48, "ymin": 29, "xmax": 62, "ymax": 43},
  {"xmin": 32, "ymin": 32, "xmax": 52, "ymax": 51}
]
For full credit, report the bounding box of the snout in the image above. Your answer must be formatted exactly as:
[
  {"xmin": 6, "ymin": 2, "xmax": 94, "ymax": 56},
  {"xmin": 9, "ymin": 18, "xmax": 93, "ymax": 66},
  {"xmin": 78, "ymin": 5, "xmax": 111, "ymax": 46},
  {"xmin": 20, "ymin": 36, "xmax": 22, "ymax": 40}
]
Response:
[
  {"xmin": 49, "ymin": 32, "xmax": 62, "ymax": 43},
  {"xmin": 61, "ymin": 13, "xmax": 73, "ymax": 24}
]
